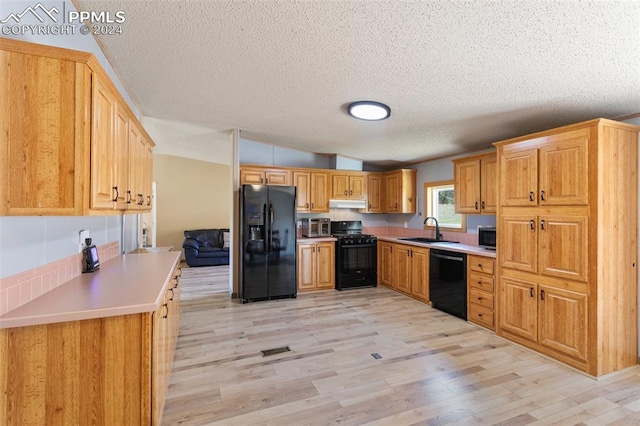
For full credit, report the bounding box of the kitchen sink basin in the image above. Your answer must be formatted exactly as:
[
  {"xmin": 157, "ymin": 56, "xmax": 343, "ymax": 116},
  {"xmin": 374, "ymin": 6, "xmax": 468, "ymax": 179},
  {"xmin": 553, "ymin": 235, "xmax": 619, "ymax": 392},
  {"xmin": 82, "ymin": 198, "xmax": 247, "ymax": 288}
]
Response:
[{"xmin": 398, "ymin": 237, "xmax": 459, "ymax": 244}]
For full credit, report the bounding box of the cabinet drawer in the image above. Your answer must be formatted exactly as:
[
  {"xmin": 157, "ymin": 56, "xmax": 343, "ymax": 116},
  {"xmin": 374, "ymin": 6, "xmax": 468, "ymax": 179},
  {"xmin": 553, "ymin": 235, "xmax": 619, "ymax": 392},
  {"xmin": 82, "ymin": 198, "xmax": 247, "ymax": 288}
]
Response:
[
  {"xmin": 469, "ymin": 304, "xmax": 494, "ymax": 329},
  {"xmin": 469, "ymin": 255, "xmax": 495, "ymax": 275},
  {"xmin": 469, "ymin": 287, "xmax": 494, "ymax": 309},
  {"xmin": 469, "ymin": 271, "xmax": 494, "ymax": 292}
]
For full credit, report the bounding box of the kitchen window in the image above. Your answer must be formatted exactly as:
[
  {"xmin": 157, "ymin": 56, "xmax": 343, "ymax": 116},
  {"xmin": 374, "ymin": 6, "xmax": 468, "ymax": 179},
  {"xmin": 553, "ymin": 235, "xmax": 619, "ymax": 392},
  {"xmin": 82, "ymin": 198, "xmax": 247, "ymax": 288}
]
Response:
[{"xmin": 424, "ymin": 180, "xmax": 466, "ymax": 232}]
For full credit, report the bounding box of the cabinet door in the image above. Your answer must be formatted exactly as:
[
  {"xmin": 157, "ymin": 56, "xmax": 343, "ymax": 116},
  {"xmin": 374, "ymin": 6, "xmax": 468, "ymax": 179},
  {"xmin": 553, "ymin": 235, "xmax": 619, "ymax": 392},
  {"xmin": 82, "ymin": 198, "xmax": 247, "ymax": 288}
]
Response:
[
  {"xmin": 454, "ymin": 158, "xmax": 481, "ymax": 213},
  {"xmin": 127, "ymin": 122, "xmax": 143, "ymax": 210},
  {"xmin": 91, "ymin": 76, "xmax": 117, "ymax": 209},
  {"xmin": 538, "ymin": 130, "xmax": 589, "ymax": 206},
  {"xmin": 310, "ymin": 172, "xmax": 329, "ymax": 212},
  {"xmin": 366, "ymin": 174, "xmax": 383, "ymax": 212},
  {"xmin": 394, "ymin": 244, "xmax": 412, "ymax": 294},
  {"xmin": 384, "ymin": 172, "xmax": 399, "ymax": 212},
  {"xmin": 1, "ymin": 52, "xmax": 83, "ymax": 215},
  {"xmin": 411, "ymin": 247, "xmax": 430, "ymax": 303},
  {"xmin": 500, "ymin": 277, "xmax": 537, "ymax": 342},
  {"xmin": 379, "ymin": 241, "xmax": 394, "ymax": 287},
  {"xmin": 480, "ymin": 155, "xmax": 497, "ymax": 213},
  {"xmin": 499, "ymin": 215, "xmax": 538, "ymax": 273},
  {"xmin": 293, "ymin": 171, "xmax": 310, "ymax": 212},
  {"xmin": 349, "ymin": 175, "xmax": 366, "ymax": 199},
  {"xmin": 331, "ymin": 174, "xmax": 349, "ymax": 199},
  {"xmin": 265, "ymin": 170, "xmax": 289, "ymax": 186},
  {"xmin": 143, "ymin": 141, "xmax": 153, "ymax": 209},
  {"xmin": 538, "ymin": 285, "xmax": 587, "ymax": 361},
  {"xmin": 240, "ymin": 169, "xmax": 265, "ymax": 185},
  {"xmin": 500, "ymin": 148, "xmax": 538, "ymax": 207},
  {"xmin": 316, "ymin": 242, "xmax": 335, "ymax": 289},
  {"xmin": 297, "ymin": 244, "xmax": 316, "ymax": 291},
  {"xmin": 114, "ymin": 106, "xmax": 129, "ymax": 209},
  {"xmin": 538, "ymin": 215, "xmax": 588, "ymax": 282}
]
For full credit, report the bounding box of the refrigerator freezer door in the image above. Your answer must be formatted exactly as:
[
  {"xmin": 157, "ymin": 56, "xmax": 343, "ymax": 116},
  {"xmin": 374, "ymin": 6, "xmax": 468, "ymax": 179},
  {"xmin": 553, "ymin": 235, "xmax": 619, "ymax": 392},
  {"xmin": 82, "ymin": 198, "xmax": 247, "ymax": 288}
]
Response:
[
  {"xmin": 241, "ymin": 185, "xmax": 269, "ymax": 300},
  {"xmin": 266, "ymin": 186, "xmax": 297, "ymax": 298}
]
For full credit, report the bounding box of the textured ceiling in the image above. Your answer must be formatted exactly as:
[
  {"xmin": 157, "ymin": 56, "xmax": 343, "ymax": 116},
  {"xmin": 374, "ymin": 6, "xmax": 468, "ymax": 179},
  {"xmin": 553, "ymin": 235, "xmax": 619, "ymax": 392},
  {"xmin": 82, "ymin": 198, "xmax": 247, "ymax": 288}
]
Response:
[{"xmin": 77, "ymin": 0, "xmax": 640, "ymax": 166}]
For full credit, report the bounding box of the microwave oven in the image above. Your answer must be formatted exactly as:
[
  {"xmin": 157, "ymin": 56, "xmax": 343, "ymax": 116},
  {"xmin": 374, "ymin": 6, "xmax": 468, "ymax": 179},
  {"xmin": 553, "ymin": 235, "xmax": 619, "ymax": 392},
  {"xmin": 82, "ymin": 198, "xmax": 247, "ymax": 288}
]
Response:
[
  {"xmin": 478, "ymin": 227, "xmax": 496, "ymax": 249},
  {"xmin": 301, "ymin": 218, "xmax": 331, "ymax": 237}
]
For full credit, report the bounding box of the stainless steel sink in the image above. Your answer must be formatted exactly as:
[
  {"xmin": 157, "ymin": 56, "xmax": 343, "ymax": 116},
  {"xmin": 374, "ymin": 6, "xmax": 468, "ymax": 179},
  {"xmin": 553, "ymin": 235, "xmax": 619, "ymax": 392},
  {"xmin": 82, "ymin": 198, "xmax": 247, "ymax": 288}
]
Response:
[{"xmin": 398, "ymin": 237, "xmax": 459, "ymax": 244}]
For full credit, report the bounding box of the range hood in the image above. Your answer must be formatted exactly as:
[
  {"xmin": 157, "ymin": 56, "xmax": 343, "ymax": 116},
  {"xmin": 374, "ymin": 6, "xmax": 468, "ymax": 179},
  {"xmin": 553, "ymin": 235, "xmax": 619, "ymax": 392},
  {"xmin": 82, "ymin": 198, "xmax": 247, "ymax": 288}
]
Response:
[{"xmin": 329, "ymin": 199, "xmax": 366, "ymax": 209}]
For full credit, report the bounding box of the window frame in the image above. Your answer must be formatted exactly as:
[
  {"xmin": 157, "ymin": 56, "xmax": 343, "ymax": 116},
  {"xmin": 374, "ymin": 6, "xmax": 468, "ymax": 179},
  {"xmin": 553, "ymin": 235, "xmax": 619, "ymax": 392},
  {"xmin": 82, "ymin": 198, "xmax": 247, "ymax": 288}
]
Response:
[{"xmin": 423, "ymin": 179, "xmax": 467, "ymax": 233}]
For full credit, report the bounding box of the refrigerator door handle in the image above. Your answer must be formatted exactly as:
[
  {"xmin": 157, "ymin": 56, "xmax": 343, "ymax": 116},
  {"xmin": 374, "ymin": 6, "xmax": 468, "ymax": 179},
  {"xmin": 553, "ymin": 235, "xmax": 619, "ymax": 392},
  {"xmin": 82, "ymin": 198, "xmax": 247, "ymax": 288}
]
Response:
[
  {"xmin": 263, "ymin": 203, "xmax": 269, "ymax": 254},
  {"xmin": 268, "ymin": 203, "xmax": 274, "ymax": 253}
]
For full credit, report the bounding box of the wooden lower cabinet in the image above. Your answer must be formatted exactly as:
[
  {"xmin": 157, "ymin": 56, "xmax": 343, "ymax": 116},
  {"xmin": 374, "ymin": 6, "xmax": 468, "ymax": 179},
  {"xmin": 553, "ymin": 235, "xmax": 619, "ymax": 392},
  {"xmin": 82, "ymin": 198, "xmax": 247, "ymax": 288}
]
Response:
[
  {"xmin": 500, "ymin": 275, "xmax": 588, "ymax": 367},
  {"xmin": 0, "ymin": 267, "xmax": 181, "ymax": 425},
  {"xmin": 297, "ymin": 242, "xmax": 335, "ymax": 291},
  {"xmin": 467, "ymin": 255, "xmax": 496, "ymax": 330},
  {"xmin": 378, "ymin": 242, "xmax": 429, "ymax": 302}
]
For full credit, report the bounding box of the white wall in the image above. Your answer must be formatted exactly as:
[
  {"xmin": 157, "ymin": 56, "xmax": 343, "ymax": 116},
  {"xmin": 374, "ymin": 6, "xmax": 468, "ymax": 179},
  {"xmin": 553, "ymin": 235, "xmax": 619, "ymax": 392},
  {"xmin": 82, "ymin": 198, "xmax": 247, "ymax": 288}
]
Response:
[{"xmin": 0, "ymin": 216, "xmax": 121, "ymax": 279}]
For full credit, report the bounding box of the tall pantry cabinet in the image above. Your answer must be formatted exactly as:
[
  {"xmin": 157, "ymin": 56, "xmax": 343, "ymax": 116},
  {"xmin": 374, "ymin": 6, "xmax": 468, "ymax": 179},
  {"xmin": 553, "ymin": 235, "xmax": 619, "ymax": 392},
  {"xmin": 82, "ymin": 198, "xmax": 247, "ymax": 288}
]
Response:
[{"xmin": 495, "ymin": 118, "xmax": 639, "ymax": 377}]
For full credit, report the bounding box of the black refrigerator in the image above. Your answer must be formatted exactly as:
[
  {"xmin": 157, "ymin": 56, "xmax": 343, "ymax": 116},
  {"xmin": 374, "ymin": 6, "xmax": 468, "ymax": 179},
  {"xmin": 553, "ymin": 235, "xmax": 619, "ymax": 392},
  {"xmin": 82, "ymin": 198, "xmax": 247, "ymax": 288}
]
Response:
[{"xmin": 240, "ymin": 185, "xmax": 297, "ymax": 303}]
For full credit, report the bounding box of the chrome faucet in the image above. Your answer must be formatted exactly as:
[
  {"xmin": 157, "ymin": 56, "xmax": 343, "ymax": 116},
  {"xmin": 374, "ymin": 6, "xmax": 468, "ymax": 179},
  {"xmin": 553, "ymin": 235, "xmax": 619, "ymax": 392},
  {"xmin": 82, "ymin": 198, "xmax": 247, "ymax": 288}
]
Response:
[{"xmin": 424, "ymin": 216, "xmax": 442, "ymax": 240}]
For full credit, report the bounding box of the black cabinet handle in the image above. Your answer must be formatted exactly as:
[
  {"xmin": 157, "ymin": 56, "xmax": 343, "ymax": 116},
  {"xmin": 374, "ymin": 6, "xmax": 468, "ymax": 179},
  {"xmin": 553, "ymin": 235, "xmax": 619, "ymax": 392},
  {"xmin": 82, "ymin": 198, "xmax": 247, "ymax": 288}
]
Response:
[
  {"xmin": 126, "ymin": 190, "xmax": 132, "ymax": 204},
  {"xmin": 147, "ymin": 195, "xmax": 151, "ymax": 206},
  {"xmin": 475, "ymin": 201, "xmax": 478, "ymax": 210},
  {"xmin": 540, "ymin": 190, "xmax": 546, "ymax": 201},
  {"xmin": 112, "ymin": 186, "xmax": 119, "ymax": 202},
  {"xmin": 168, "ymin": 288, "xmax": 174, "ymax": 301},
  {"xmin": 540, "ymin": 220, "xmax": 545, "ymax": 230},
  {"xmin": 540, "ymin": 289, "xmax": 545, "ymax": 300},
  {"xmin": 481, "ymin": 201, "xmax": 485, "ymax": 209},
  {"xmin": 529, "ymin": 191, "xmax": 534, "ymax": 201},
  {"xmin": 344, "ymin": 190, "xmax": 348, "ymax": 195},
  {"xmin": 530, "ymin": 220, "xmax": 535, "ymax": 230},
  {"xmin": 530, "ymin": 287, "xmax": 534, "ymax": 297}
]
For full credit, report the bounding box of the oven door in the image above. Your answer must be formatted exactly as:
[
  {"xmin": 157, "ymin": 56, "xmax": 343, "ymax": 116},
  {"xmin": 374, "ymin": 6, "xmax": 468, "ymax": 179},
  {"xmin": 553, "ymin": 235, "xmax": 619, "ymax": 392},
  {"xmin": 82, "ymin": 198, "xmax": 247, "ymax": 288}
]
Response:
[{"xmin": 336, "ymin": 242, "xmax": 377, "ymax": 289}]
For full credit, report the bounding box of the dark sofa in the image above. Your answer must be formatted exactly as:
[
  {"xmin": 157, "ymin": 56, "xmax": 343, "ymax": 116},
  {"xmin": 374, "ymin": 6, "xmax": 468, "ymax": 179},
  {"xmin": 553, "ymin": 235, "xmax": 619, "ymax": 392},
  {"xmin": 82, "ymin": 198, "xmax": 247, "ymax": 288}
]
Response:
[{"xmin": 182, "ymin": 229, "xmax": 230, "ymax": 267}]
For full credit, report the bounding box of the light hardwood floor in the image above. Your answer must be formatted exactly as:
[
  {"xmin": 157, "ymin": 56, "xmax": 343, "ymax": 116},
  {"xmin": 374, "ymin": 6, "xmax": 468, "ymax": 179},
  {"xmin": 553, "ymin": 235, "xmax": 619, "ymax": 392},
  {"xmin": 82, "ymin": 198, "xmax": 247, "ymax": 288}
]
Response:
[{"xmin": 163, "ymin": 265, "xmax": 640, "ymax": 425}]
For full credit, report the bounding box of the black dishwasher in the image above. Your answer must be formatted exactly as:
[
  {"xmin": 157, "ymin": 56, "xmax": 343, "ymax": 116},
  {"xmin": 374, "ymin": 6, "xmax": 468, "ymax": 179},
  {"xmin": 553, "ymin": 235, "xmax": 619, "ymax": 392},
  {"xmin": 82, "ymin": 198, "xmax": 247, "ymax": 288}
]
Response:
[{"xmin": 429, "ymin": 249, "xmax": 467, "ymax": 320}]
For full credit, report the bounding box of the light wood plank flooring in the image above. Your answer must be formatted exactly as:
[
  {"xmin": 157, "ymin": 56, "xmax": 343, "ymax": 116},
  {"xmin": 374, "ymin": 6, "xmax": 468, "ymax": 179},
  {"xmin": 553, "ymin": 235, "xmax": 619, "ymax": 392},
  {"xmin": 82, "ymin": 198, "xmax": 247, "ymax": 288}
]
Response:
[{"xmin": 163, "ymin": 265, "xmax": 640, "ymax": 425}]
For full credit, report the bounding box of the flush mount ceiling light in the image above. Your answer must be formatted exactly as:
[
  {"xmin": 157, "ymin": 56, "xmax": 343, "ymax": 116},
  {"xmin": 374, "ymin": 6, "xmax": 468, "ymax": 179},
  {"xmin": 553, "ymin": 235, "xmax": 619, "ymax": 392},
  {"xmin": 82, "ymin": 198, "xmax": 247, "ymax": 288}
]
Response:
[{"xmin": 347, "ymin": 101, "xmax": 391, "ymax": 121}]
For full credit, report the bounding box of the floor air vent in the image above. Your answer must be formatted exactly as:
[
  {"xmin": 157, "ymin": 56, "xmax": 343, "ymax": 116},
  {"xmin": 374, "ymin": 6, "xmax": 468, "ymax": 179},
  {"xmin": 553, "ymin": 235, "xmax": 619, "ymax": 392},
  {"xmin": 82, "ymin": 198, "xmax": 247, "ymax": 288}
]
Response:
[{"xmin": 261, "ymin": 346, "xmax": 291, "ymax": 357}]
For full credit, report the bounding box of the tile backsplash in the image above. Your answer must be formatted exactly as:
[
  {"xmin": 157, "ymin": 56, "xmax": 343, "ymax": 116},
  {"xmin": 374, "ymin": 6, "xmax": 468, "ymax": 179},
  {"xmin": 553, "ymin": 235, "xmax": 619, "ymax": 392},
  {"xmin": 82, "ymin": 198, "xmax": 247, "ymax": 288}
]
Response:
[{"xmin": 0, "ymin": 241, "xmax": 120, "ymax": 316}]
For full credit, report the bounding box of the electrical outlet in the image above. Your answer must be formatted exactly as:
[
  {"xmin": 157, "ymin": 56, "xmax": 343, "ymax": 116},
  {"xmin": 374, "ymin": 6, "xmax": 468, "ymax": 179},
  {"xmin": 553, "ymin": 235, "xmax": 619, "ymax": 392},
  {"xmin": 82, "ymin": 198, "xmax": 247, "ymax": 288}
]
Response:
[{"xmin": 79, "ymin": 229, "xmax": 90, "ymax": 252}]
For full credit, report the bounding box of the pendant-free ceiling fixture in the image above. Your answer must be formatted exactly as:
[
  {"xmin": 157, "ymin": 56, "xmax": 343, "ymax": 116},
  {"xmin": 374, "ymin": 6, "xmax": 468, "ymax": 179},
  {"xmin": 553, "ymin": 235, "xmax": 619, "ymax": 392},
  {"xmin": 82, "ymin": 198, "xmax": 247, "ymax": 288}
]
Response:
[{"xmin": 347, "ymin": 101, "xmax": 391, "ymax": 121}]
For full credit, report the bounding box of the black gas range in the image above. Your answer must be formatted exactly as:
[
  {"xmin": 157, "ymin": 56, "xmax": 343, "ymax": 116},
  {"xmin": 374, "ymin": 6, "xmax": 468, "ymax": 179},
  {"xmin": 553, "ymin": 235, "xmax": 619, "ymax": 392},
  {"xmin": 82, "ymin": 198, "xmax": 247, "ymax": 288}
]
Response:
[{"xmin": 331, "ymin": 221, "xmax": 377, "ymax": 290}]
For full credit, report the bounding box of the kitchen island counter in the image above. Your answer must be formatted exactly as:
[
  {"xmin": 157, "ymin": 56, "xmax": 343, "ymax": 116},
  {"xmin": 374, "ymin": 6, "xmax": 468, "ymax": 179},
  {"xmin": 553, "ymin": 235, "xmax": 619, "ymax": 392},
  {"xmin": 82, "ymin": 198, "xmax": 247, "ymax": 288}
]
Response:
[{"xmin": 0, "ymin": 251, "xmax": 181, "ymax": 329}]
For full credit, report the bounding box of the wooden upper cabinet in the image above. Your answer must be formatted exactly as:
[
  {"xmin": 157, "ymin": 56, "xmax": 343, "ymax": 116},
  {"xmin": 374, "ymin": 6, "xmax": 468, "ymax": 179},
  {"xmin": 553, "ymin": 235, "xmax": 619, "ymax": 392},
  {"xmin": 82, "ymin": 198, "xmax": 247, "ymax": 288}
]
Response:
[
  {"xmin": 454, "ymin": 157, "xmax": 480, "ymax": 213},
  {"xmin": 538, "ymin": 129, "xmax": 589, "ymax": 206},
  {"xmin": 293, "ymin": 171, "xmax": 311, "ymax": 211},
  {"xmin": 239, "ymin": 167, "xmax": 290, "ymax": 186},
  {"xmin": 114, "ymin": 106, "xmax": 130, "ymax": 210},
  {"xmin": 500, "ymin": 129, "xmax": 589, "ymax": 208},
  {"xmin": 453, "ymin": 152, "xmax": 497, "ymax": 214},
  {"xmin": 90, "ymin": 76, "xmax": 118, "ymax": 210},
  {"xmin": 366, "ymin": 174, "xmax": 383, "ymax": 213},
  {"xmin": 480, "ymin": 154, "xmax": 497, "ymax": 213},
  {"xmin": 310, "ymin": 171, "xmax": 330, "ymax": 212},
  {"xmin": 499, "ymin": 147, "xmax": 538, "ymax": 207},
  {"xmin": 330, "ymin": 172, "xmax": 366, "ymax": 200},
  {"xmin": 383, "ymin": 169, "xmax": 416, "ymax": 213},
  {"xmin": 0, "ymin": 39, "xmax": 154, "ymax": 216},
  {"xmin": 0, "ymin": 44, "xmax": 89, "ymax": 215}
]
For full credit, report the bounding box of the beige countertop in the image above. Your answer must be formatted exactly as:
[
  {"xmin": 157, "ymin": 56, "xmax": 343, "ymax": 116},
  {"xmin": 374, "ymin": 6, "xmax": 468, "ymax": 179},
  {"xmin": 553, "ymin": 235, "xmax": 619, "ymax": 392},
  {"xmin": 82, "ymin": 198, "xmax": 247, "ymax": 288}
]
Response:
[
  {"xmin": 0, "ymin": 251, "xmax": 181, "ymax": 330},
  {"xmin": 297, "ymin": 236, "xmax": 337, "ymax": 243},
  {"xmin": 377, "ymin": 236, "xmax": 496, "ymax": 258}
]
